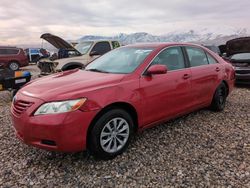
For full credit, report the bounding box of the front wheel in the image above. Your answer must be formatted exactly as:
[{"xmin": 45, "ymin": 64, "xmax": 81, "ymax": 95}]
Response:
[
  {"xmin": 210, "ymin": 83, "xmax": 227, "ymax": 111},
  {"xmin": 8, "ymin": 62, "xmax": 20, "ymax": 71},
  {"xmin": 88, "ymin": 109, "xmax": 134, "ymax": 160}
]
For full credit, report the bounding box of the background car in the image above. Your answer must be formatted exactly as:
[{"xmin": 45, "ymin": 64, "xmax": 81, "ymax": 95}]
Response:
[
  {"xmin": 0, "ymin": 46, "xmax": 29, "ymax": 71},
  {"xmin": 25, "ymin": 48, "xmax": 50, "ymax": 63},
  {"xmin": 204, "ymin": 45, "xmax": 222, "ymax": 56},
  {"xmin": 222, "ymin": 37, "xmax": 250, "ymax": 84},
  {"xmin": 11, "ymin": 43, "xmax": 235, "ymax": 159},
  {"xmin": 38, "ymin": 33, "xmax": 121, "ymax": 75}
]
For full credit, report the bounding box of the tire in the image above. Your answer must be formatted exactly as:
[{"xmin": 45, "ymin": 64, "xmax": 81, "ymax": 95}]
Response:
[
  {"xmin": 88, "ymin": 109, "xmax": 134, "ymax": 160},
  {"xmin": 8, "ymin": 61, "xmax": 20, "ymax": 71},
  {"xmin": 210, "ymin": 83, "xmax": 227, "ymax": 111}
]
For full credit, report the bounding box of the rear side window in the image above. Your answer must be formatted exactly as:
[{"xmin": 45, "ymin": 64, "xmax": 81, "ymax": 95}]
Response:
[
  {"xmin": 0, "ymin": 49, "xmax": 6, "ymax": 55},
  {"xmin": 112, "ymin": 41, "xmax": 120, "ymax": 49},
  {"xmin": 0, "ymin": 48, "xmax": 19, "ymax": 55},
  {"xmin": 186, "ymin": 47, "xmax": 209, "ymax": 67},
  {"xmin": 206, "ymin": 53, "xmax": 218, "ymax": 64},
  {"xmin": 151, "ymin": 47, "xmax": 185, "ymax": 71},
  {"xmin": 91, "ymin": 42, "xmax": 111, "ymax": 55}
]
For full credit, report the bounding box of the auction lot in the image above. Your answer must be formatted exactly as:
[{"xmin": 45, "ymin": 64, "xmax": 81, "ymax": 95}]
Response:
[{"xmin": 0, "ymin": 65, "xmax": 249, "ymax": 187}]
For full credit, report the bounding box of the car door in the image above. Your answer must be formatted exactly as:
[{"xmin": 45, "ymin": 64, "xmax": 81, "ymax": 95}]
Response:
[
  {"xmin": 139, "ymin": 46, "xmax": 193, "ymax": 126},
  {"xmin": 184, "ymin": 46, "xmax": 220, "ymax": 106}
]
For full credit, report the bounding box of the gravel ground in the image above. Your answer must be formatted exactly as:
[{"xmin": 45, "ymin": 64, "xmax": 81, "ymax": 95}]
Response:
[{"xmin": 0, "ymin": 65, "xmax": 249, "ymax": 187}]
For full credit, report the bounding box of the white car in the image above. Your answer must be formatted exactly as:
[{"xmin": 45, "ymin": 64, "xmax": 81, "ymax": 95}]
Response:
[{"xmin": 38, "ymin": 33, "xmax": 121, "ymax": 75}]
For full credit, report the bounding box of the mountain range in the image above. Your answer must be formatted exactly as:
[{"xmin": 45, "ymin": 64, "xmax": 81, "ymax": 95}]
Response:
[{"xmin": 79, "ymin": 28, "xmax": 249, "ymax": 45}]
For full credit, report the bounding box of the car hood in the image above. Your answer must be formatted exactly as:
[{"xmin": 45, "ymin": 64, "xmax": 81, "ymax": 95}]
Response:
[
  {"xmin": 41, "ymin": 33, "xmax": 81, "ymax": 54},
  {"xmin": 20, "ymin": 69, "xmax": 125, "ymax": 101},
  {"xmin": 226, "ymin": 37, "xmax": 250, "ymax": 56}
]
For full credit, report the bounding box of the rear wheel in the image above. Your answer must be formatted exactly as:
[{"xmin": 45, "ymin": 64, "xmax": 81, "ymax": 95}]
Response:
[
  {"xmin": 88, "ymin": 109, "xmax": 134, "ymax": 160},
  {"xmin": 8, "ymin": 61, "xmax": 20, "ymax": 71},
  {"xmin": 210, "ymin": 83, "xmax": 227, "ymax": 111}
]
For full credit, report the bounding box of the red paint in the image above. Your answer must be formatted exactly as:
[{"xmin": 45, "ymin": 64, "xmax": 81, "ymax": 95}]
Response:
[
  {"xmin": 0, "ymin": 47, "xmax": 28, "ymax": 68},
  {"xmin": 11, "ymin": 43, "xmax": 235, "ymax": 152}
]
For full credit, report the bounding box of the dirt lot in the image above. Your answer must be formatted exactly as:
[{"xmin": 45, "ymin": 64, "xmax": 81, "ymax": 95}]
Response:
[{"xmin": 0, "ymin": 65, "xmax": 249, "ymax": 187}]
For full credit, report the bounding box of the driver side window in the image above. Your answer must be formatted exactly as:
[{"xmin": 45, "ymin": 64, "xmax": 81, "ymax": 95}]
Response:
[
  {"xmin": 151, "ymin": 47, "xmax": 185, "ymax": 71},
  {"xmin": 91, "ymin": 42, "xmax": 111, "ymax": 55}
]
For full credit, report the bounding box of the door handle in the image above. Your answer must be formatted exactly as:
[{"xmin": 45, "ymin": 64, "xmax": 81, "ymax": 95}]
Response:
[
  {"xmin": 215, "ymin": 67, "xmax": 220, "ymax": 72},
  {"xmin": 183, "ymin": 74, "xmax": 191, "ymax": 79}
]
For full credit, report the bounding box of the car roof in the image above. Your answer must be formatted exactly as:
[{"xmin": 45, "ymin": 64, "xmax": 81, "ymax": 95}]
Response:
[
  {"xmin": 125, "ymin": 42, "xmax": 204, "ymax": 49},
  {"xmin": 0, "ymin": 46, "xmax": 18, "ymax": 49},
  {"xmin": 78, "ymin": 40, "xmax": 119, "ymax": 43}
]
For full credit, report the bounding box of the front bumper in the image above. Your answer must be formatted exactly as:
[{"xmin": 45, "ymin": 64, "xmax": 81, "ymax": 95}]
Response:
[
  {"xmin": 37, "ymin": 61, "xmax": 58, "ymax": 75},
  {"xmin": 11, "ymin": 93, "xmax": 98, "ymax": 152}
]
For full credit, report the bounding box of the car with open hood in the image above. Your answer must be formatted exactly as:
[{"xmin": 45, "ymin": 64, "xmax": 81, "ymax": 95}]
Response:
[
  {"xmin": 38, "ymin": 33, "xmax": 121, "ymax": 75},
  {"xmin": 222, "ymin": 37, "xmax": 250, "ymax": 84},
  {"xmin": 11, "ymin": 43, "xmax": 235, "ymax": 159}
]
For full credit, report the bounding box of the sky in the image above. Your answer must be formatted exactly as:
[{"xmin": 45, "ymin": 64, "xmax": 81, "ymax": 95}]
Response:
[{"xmin": 0, "ymin": 0, "xmax": 250, "ymax": 45}]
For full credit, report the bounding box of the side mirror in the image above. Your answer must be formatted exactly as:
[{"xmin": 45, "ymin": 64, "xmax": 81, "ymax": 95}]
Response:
[
  {"xmin": 90, "ymin": 51, "xmax": 100, "ymax": 56},
  {"xmin": 146, "ymin": 65, "xmax": 167, "ymax": 75}
]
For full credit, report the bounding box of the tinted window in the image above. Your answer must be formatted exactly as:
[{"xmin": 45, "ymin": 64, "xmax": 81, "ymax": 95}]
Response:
[
  {"xmin": 112, "ymin": 41, "xmax": 120, "ymax": 49},
  {"xmin": 151, "ymin": 47, "xmax": 185, "ymax": 71},
  {"xmin": 0, "ymin": 48, "xmax": 19, "ymax": 55},
  {"xmin": 186, "ymin": 47, "xmax": 209, "ymax": 67},
  {"xmin": 206, "ymin": 53, "xmax": 218, "ymax": 64},
  {"xmin": 91, "ymin": 42, "xmax": 111, "ymax": 55},
  {"xmin": 0, "ymin": 49, "xmax": 6, "ymax": 55}
]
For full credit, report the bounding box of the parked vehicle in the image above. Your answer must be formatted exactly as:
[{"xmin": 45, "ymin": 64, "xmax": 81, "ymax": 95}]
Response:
[
  {"xmin": 11, "ymin": 43, "xmax": 235, "ymax": 159},
  {"xmin": 0, "ymin": 66, "xmax": 31, "ymax": 97},
  {"xmin": 38, "ymin": 33, "xmax": 121, "ymax": 75},
  {"xmin": 222, "ymin": 37, "xmax": 250, "ymax": 84},
  {"xmin": 0, "ymin": 46, "xmax": 29, "ymax": 71},
  {"xmin": 25, "ymin": 48, "xmax": 50, "ymax": 63},
  {"xmin": 204, "ymin": 45, "xmax": 221, "ymax": 56}
]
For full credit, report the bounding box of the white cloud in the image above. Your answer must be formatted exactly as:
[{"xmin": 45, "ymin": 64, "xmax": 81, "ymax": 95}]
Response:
[{"xmin": 0, "ymin": 0, "xmax": 249, "ymax": 45}]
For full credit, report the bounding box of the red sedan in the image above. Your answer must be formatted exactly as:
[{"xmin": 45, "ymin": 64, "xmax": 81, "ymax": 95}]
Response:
[{"xmin": 11, "ymin": 43, "xmax": 235, "ymax": 159}]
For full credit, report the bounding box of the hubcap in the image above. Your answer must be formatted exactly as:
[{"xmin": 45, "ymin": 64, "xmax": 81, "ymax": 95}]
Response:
[
  {"xmin": 100, "ymin": 117, "xmax": 130, "ymax": 154},
  {"xmin": 10, "ymin": 63, "xmax": 18, "ymax": 70}
]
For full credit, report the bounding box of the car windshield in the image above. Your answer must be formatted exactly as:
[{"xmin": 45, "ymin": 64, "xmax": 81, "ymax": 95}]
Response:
[
  {"xmin": 75, "ymin": 41, "xmax": 93, "ymax": 55},
  {"xmin": 231, "ymin": 53, "xmax": 250, "ymax": 60},
  {"xmin": 85, "ymin": 47, "xmax": 154, "ymax": 74}
]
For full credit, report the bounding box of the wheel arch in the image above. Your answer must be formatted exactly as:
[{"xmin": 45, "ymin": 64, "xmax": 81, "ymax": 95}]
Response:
[
  {"xmin": 8, "ymin": 60, "xmax": 20, "ymax": 65},
  {"xmin": 86, "ymin": 101, "xmax": 138, "ymax": 150}
]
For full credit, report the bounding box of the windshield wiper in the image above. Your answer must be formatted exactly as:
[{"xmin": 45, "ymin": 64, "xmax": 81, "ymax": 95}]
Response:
[{"xmin": 86, "ymin": 68, "xmax": 109, "ymax": 73}]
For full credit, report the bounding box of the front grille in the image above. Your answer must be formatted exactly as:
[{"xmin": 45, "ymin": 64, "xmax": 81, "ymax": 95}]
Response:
[
  {"xmin": 12, "ymin": 100, "xmax": 33, "ymax": 115},
  {"xmin": 38, "ymin": 61, "xmax": 57, "ymax": 75}
]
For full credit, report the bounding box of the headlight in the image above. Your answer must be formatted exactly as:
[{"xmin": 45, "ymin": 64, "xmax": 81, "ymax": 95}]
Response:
[{"xmin": 34, "ymin": 98, "xmax": 87, "ymax": 116}]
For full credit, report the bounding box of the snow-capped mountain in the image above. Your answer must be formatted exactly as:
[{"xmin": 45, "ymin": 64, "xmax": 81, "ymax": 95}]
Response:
[{"xmin": 79, "ymin": 28, "xmax": 249, "ymax": 45}]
